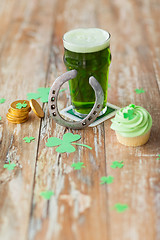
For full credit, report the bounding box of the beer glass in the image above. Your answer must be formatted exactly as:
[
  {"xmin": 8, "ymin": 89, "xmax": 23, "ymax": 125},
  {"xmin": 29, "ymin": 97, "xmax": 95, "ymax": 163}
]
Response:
[{"xmin": 63, "ymin": 28, "xmax": 111, "ymax": 116}]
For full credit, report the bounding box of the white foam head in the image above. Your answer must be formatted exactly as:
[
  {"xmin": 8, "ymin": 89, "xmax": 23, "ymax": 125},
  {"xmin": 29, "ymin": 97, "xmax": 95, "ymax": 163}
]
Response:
[{"xmin": 63, "ymin": 28, "xmax": 110, "ymax": 53}]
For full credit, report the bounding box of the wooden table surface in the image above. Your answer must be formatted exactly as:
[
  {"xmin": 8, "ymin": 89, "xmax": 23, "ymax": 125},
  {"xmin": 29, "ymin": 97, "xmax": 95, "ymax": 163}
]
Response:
[{"xmin": 0, "ymin": 0, "xmax": 160, "ymax": 239}]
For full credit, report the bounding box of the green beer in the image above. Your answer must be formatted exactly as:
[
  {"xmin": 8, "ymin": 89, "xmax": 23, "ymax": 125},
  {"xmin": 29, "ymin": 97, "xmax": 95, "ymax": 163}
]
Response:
[{"xmin": 63, "ymin": 28, "xmax": 111, "ymax": 116}]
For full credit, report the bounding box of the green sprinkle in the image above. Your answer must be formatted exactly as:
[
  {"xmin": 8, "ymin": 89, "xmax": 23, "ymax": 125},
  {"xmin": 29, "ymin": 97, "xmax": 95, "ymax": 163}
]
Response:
[{"xmin": 129, "ymin": 104, "xmax": 135, "ymax": 108}]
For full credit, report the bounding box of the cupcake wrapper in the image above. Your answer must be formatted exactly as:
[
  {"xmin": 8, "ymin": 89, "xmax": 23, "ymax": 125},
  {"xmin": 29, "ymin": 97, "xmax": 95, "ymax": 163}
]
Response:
[{"xmin": 116, "ymin": 129, "xmax": 151, "ymax": 147}]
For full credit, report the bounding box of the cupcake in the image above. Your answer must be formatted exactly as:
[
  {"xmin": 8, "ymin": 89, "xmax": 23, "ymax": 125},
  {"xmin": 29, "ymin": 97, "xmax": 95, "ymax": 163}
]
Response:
[{"xmin": 110, "ymin": 104, "xmax": 152, "ymax": 146}]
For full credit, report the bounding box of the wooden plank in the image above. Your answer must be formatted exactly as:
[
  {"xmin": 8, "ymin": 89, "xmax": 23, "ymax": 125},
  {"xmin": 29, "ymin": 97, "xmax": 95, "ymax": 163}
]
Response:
[
  {"xmin": 0, "ymin": 0, "xmax": 159, "ymax": 239},
  {"xmin": 28, "ymin": 0, "xmax": 110, "ymax": 239},
  {"xmin": 0, "ymin": 0, "xmax": 18, "ymax": 52},
  {"xmin": 0, "ymin": 0, "xmax": 57, "ymax": 239},
  {"xmin": 98, "ymin": 0, "xmax": 160, "ymax": 239},
  {"xmin": 28, "ymin": 0, "xmax": 160, "ymax": 239},
  {"xmin": 29, "ymin": 125, "xmax": 109, "ymax": 240}
]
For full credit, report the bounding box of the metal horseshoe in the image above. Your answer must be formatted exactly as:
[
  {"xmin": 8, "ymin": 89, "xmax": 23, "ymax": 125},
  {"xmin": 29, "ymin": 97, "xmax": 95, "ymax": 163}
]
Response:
[{"xmin": 48, "ymin": 70, "xmax": 104, "ymax": 129}]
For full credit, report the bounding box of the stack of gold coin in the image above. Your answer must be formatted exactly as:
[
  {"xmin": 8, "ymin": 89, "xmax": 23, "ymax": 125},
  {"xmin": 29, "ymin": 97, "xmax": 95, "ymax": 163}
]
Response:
[{"xmin": 6, "ymin": 100, "xmax": 31, "ymax": 124}]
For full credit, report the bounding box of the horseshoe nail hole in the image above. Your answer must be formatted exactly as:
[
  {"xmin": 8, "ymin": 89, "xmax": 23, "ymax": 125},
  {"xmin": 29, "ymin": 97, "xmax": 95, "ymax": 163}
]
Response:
[
  {"xmin": 51, "ymin": 97, "xmax": 55, "ymax": 101},
  {"xmin": 88, "ymin": 116, "xmax": 92, "ymax": 121},
  {"xmin": 93, "ymin": 111, "xmax": 97, "ymax": 115},
  {"xmin": 52, "ymin": 112, "xmax": 56, "ymax": 116},
  {"xmin": 97, "ymin": 104, "xmax": 100, "ymax": 108},
  {"xmin": 51, "ymin": 105, "xmax": 55, "ymax": 109},
  {"xmin": 82, "ymin": 122, "xmax": 86, "ymax": 126},
  {"xmin": 52, "ymin": 90, "xmax": 55, "ymax": 94}
]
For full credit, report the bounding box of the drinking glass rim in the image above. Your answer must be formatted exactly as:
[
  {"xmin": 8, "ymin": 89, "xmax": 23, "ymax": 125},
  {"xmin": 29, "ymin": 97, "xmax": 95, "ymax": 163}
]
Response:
[{"xmin": 63, "ymin": 28, "xmax": 111, "ymax": 53}]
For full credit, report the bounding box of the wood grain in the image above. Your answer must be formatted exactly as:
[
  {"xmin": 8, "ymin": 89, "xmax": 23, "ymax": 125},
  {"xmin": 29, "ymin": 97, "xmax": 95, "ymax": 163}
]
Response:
[
  {"xmin": 0, "ymin": 0, "xmax": 57, "ymax": 239},
  {"xmin": 0, "ymin": 0, "xmax": 159, "ymax": 239},
  {"xmin": 100, "ymin": 0, "xmax": 160, "ymax": 239}
]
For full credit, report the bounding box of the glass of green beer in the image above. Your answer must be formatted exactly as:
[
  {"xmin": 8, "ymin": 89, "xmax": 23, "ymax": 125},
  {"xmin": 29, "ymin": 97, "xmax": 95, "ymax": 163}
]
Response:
[{"xmin": 63, "ymin": 28, "xmax": 111, "ymax": 116}]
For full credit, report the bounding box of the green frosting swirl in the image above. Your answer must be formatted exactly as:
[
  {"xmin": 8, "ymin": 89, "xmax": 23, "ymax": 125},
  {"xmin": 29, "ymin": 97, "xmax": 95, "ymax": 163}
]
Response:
[{"xmin": 110, "ymin": 105, "xmax": 152, "ymax": 137}]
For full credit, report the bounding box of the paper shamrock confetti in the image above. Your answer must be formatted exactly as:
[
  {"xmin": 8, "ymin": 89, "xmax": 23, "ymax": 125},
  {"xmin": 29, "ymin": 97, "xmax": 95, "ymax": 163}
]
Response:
[
  {"xmin": 0, "ymin": 98, "xmax": 6, "ymax": 104},
  {"xmin": 71, "ymin": 162, "xmax": 85, "ymax": 170},
  {"xmin": 100, "ymin": 176, "xmax": 114, "ymax": 184},
  {"xmin": 40, "ymin": 190, "xmax": 54, "ymax": 200},
  {"xmin": 27, "ymin": 88, "xmax": 50, "ymax": 103},
  {"xmin": 156, "ymin": 154, "xmax": 160, "ymax": 160},
  {"xmin": 123, "ymin": 109, "xmax": 135, "ymax": 120},
  {"xmin": 72, "ymin": 143, "xmax": 92, "ymax": 149},
  {"xmin": 4, "ymin": 160, "xmax": 16, "ymax": 170},
  {"xmin": 16, "ymin": 101, "xmax": 27, "ymax": 109},
  {"xmin": 27, "ymin": 87, "xmax": 66, "ymax": 103},
  {"xmin": 135, "ymin": 88, "xmax": 145, "ymax": 94},
  {"xmin": 113, "ymin": 203, "xmax": 129, "ymax": 213},
  {"xmin": 23, "ymin": 137, "xmax": 35, "ymax": 143},
  {"xmin": 46, "ymin": 133, "xmax": 92, "ymax": 153},
  {"xmin": 111, "ymin": 161, "xmax": 124, "ymax": 169}
]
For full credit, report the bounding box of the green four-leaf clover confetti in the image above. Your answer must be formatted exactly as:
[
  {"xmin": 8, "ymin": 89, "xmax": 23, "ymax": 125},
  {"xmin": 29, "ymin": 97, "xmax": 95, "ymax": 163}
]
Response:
[
  {"xmin": 111, "ymin": 161, "xmax": 124, "ymax": 169},
  {"xmin": 113, "ymin": 203, "xmax": 128, "ymax": 213},
  {"xmin": 0, "ymin": 98, "xmax": 6, "ymax": 104},
  {"xmin": 100, "ymin": 176, "xmax": 114, "ymax": 184},
  {"xmin": 40, "ymin": 190, "xmax": 54, "ymax": 200},
  {"xmin": 71, "ymin": 162, "xmax": 85, "ymax": 170},
  {"xmin": 156, "ymin": 154, "xmax": 160, "ymax": 160},
  {"xmin": 46, "ymin": 133, "xmax": 92, "ymax": 153},
  {"xmin": 16, "ymin": 101, "xmax": 27, "ymax": 109},
  {"xmin": 123, "ymin": 109, "xmax": 135, "ymax": 120},
  {"xmin": 23, "ymin": 137, "xmax": 35, "ymax": 143},
  {"xmin": 135, "ymin": 88, "xmax": 145, "ymax": 94},
  {"xmin": 0, "ymin": 116, "xmax": 1, "ymax": 121},
  {"xmin": 27, "ymin": 87, "xmax": 66, "ymax": 103},
  {"xmin": 4, "ymin": 160, "xmax": 16, "ymax": 170}
]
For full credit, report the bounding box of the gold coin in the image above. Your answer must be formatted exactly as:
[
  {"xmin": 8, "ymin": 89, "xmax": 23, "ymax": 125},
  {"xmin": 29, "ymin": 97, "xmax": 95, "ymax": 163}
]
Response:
[
  {"xmin": 10, "ymin": 108, "xmax": 31, "ymax": 115},
  {"xmin": 7, "ymin": 112, "xmax": 28, "ymax": 121},
  {"xmin": 7, "ymin": 120, "xmax": 28, "ymax": 124},
  {"xmin": 8, "ymin": 108, "xmax": 28, "ymax": 118},
  {"xmin": 29, "ymin": 99, "xmax": 44, "ymax": 118},
  {"xmin": 11, "ymin": 100, "xmax": 31, "ymax": 112},
  {"xmin": 7, "ymin": 115, "xmax": 29, "ymax": 124},
  {"xmin": 7, "ymin": 118, "xmax": 28, "ymax": 124}
]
